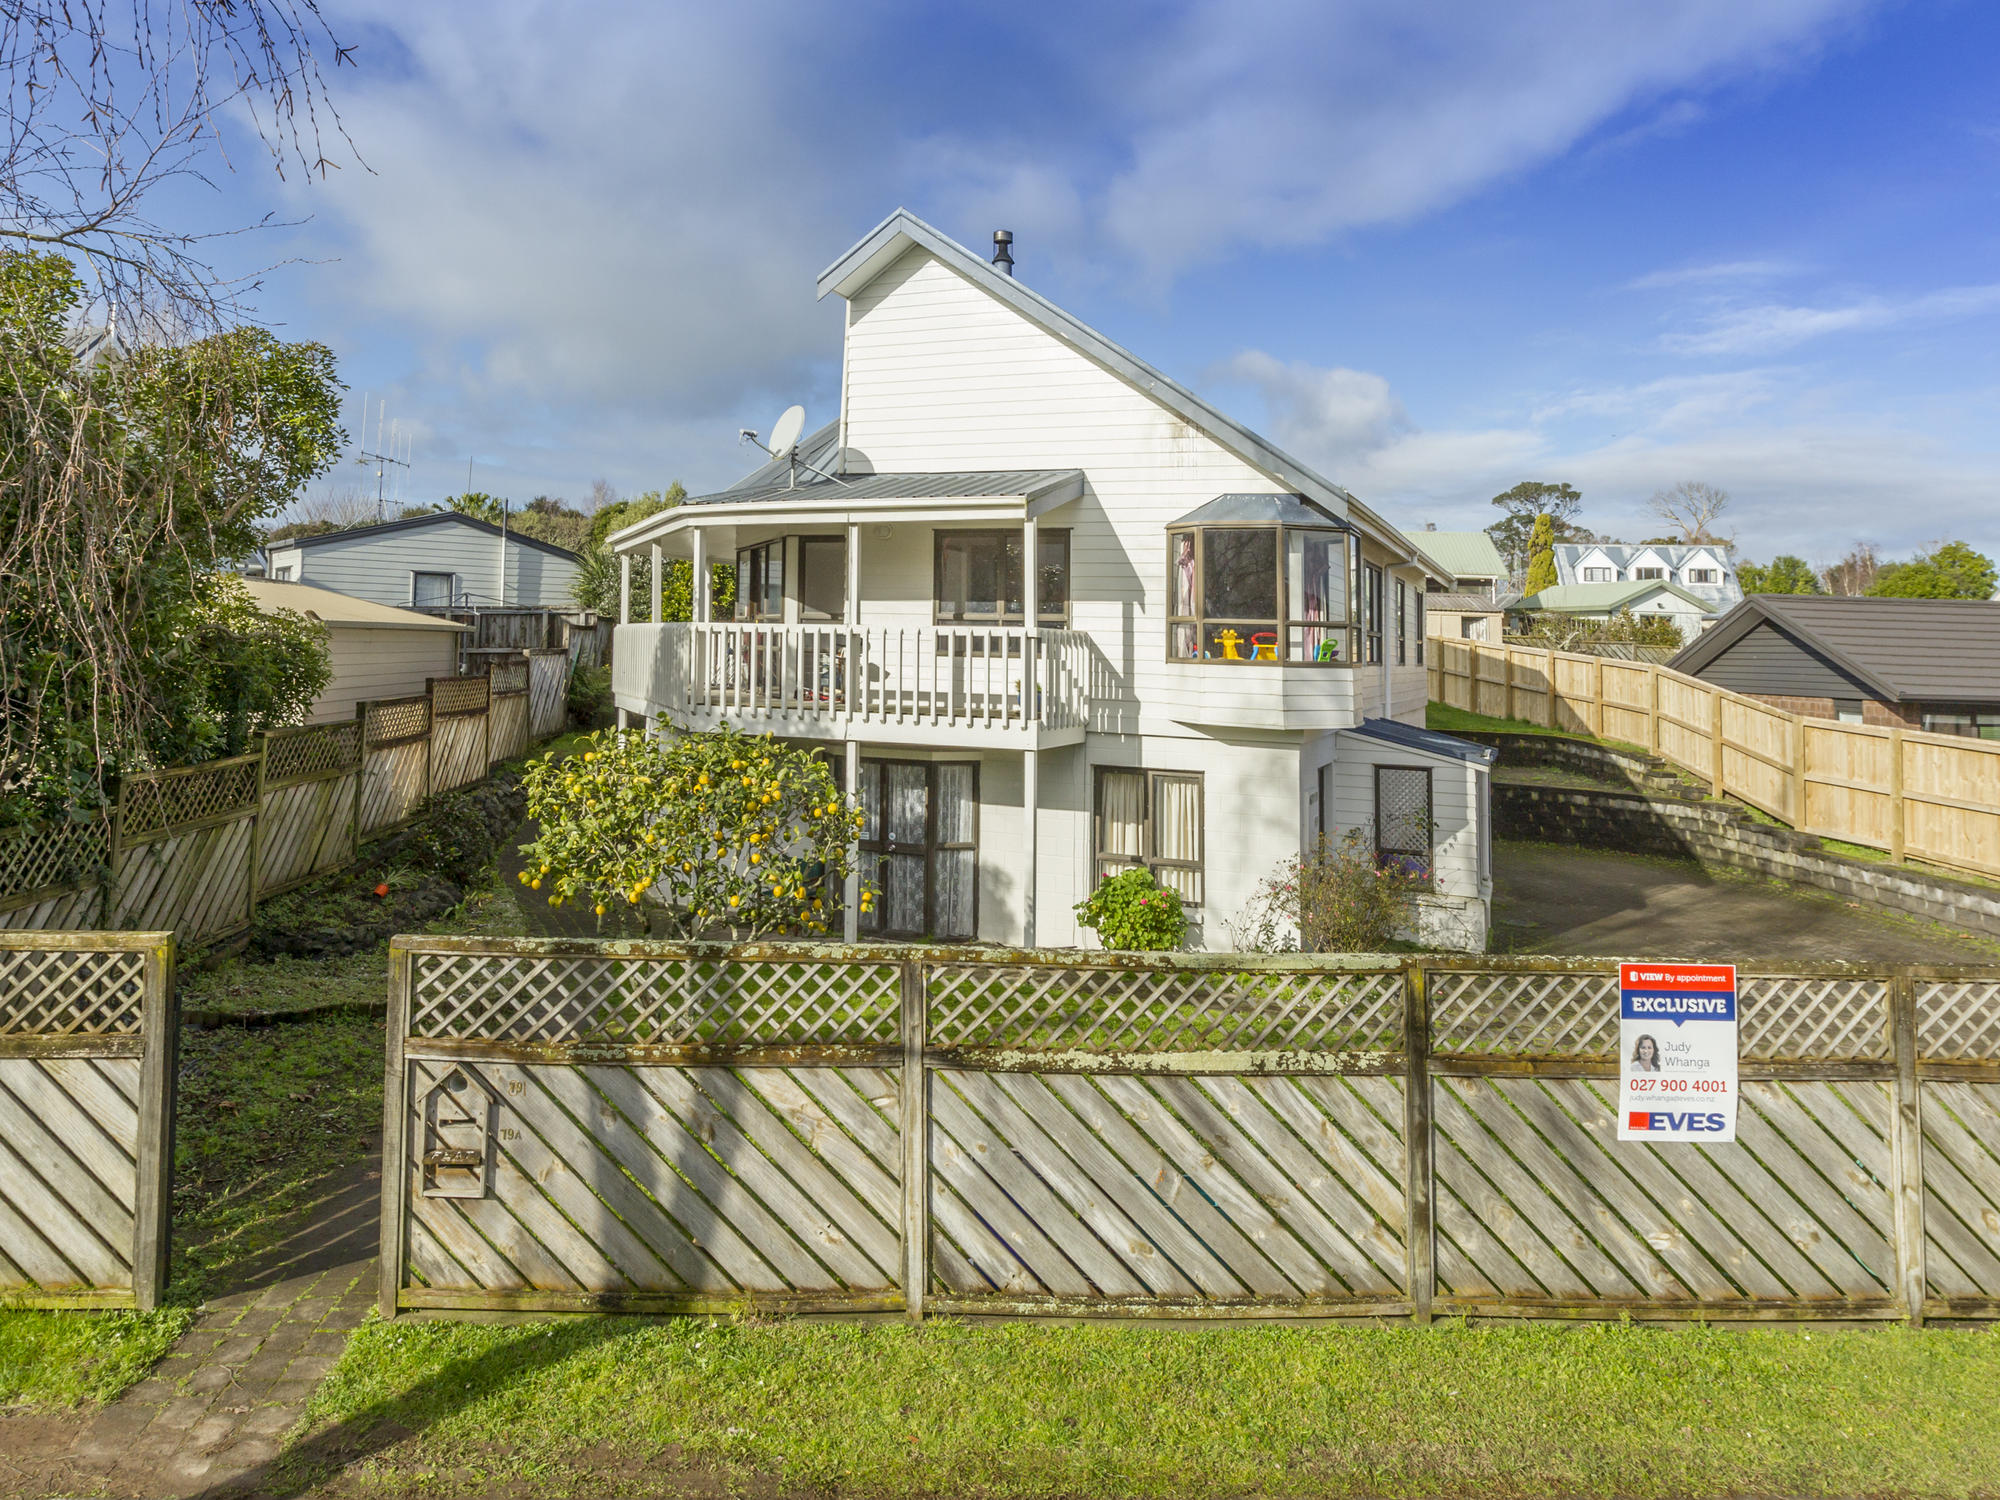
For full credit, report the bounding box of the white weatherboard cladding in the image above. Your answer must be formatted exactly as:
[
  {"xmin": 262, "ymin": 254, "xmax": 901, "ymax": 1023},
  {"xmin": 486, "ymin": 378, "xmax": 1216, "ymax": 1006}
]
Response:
[
  {"xmin": 312, "ymin": 627, "xmax": 462, "ymax": 722},
  {"xmin": 843, "ymin": 247, "xmax": 1329, "ymax": 739},
  {"xmin": 277, "ymin": 523, "xmax": 580, "ymax": 611},
  {"xmin": 1328, "ymin": 730, "xmax": 1489, "ymax": 951}
]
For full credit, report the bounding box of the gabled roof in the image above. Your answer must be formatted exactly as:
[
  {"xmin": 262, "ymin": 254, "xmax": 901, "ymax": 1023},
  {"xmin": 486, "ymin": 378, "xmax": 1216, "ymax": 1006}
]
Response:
[
  {"xmin": 270, "ymin": 509, "xmax": 581, "ymax": 562},
  {"xmin": 238, "ymin": 577, "xmax": 469, "ymax": 631},
  {"xmin": 1669, "ymin": 595, "xmax": 2000, "ymax": 703},
  {"xmin": 1347, "ymin": 717, "xmax": 1497, "ymax": 766},
  {"xmin": 1423, "ymin": 591, "xmax": 1506, "ymax": 613},
  {"xmin": 1170, "ymin": 493, "xmax": 1348, "ymax": 528},
  {"xmin": 1415, "ymin": 530, "xmax": 1508, "ymax": 579},
  {"xmin": 1517, "ymin": 581, "xmax": 1715, "ymax": 614},
  {"xmin": 815, "ymin": 208, "xmax": 1450, "ymax": 581}
]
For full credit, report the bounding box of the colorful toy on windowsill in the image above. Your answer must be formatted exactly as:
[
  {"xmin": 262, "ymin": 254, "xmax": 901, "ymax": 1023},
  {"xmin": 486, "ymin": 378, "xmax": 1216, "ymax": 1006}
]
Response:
[
  {"xmin": 1215, "ymin": 628, "xmax": 1244, "ymax": 659},
  {"xmin": 1251, "ymin": 633, "xmax": 1278, "ymax": 660}
]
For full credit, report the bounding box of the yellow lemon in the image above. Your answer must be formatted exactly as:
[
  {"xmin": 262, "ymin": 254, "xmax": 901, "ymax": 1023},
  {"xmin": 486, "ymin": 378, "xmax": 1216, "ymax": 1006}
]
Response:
[
  {"xmin": 728, "ymin": 894, "xmax": 741, "ymax": 907},
  {"xmin": 531, "ymin": 879, "xmax": 541, "ymax": 890},
  {"xmin": 595, "ymin": 903, "xmax": 606, "ymax": 916},
  {"xmin": 518, "ymin": 870, "xmax": 529, "ymax": 884},
  {"xmin": 750, "ymin": 852, "xmax": 761, "ymax": 864},
  {"xmin": 584, "ymin": 751, "xmax": 595, "ymax": 761}
]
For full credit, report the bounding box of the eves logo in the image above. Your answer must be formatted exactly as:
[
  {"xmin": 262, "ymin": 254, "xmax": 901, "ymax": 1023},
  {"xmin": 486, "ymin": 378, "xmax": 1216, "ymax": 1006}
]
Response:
[{"xmin": 1627, "ymin": 1111, "xmax": 1728, "ymax": 1133}]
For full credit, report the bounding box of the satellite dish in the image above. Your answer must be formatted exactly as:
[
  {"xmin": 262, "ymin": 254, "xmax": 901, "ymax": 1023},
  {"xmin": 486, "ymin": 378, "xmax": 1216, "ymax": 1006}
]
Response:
[{"xmin": 767, "ymin": 404, "xmax": 805, "ymax": 459}]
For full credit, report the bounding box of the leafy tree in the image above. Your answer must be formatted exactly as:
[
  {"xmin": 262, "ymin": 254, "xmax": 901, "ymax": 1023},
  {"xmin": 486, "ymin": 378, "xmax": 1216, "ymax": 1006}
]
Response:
[
  {"xmin": 157, "ymin": 579, "xmax": 333, "ymax": 763},
  {"xmin": 1225, "ymin": 829, "xmax": 1430, "ymax": 953},
  {"xmin": 1523, "ymin": 514, "xmax": 1558, "ymax": 594},
  {"xmin": 571, "ymin": 483, "xmax": 737, "ymax": 622},
  {"xmin": 1074, "ymin": 868, "xmax": 1187, "ymax": 950},
  {"xmin": 509, "ymin": 495, "xmax": 593, "ymax": 553},
  {"xmin": 516, "ymin": 725, "xmax": 867, "ymax": 938},
  {"xmin": 1486, "ymin": 481, "xmax": 1594, "ymax": 573},
  {"xmin": 1, "ymin": 250, "xmax": 344, "ymax": 820},
  {"xmin": 446, "ymin": 491, "xmax": 505, "ymax": 524},
  {"xmin": 1821, "ymin": 542, "xmax": 1880, "ymax": 596},
  {"xmin": 1867, "ymin": 541, "xmax": 1998, "ymax": 600},
  {"xmin": 1738, "ymin": 555, "xmax": 1823, "ymax": 595}
]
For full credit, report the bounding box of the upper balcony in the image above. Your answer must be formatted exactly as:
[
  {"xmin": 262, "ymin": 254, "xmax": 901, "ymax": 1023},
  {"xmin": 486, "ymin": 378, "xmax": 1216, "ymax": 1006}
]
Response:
[{"xmin": 614, "ymin": 622, "xmax": 1093, "ymax": 748}]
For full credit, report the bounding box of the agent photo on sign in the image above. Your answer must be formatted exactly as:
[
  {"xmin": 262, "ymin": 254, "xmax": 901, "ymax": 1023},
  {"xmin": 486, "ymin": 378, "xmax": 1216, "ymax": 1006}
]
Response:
[{"xmin": 1630, "ymin": 1034, "xmax": 1663, "ymax": 1073}]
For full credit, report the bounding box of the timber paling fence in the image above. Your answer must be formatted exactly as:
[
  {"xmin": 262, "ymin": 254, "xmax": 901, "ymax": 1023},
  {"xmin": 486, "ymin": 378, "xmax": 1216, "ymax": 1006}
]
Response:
[
  {"xmin": 381, "ymin": 940, "xmax": 2000, "ymax": 1325},
  {"xmin": 0, "ymin": 649, "xmax": 569, "ymax": 947},
  {"xmin": 0, "ymin": 933, "xmax": 175, "ymax": 1310},
  {"xmin": 1429, "ymin": 636, "xmax": 2000, "ymax": 882}
]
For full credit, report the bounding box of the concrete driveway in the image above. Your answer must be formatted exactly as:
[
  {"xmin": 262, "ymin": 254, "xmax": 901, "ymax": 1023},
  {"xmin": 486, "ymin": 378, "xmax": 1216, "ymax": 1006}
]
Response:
[{"xmin": 1491, "ymin": 840, "xmax": 2000, "ymax": 963}]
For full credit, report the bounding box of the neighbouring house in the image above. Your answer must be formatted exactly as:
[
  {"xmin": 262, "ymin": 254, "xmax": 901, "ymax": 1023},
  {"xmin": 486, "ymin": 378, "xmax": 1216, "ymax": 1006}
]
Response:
[
  {"xmin": 263, "ymin": 511, "xmax": 582, "ymax": 613},
  {"xmin": 609, "ymin": 209, "xmax": 1495, "ymax": 951},
  {"xmin": 1554, "ymin": 541, "xmax": 1743, "ymax": 613},
  {"xmin": 1669, "ymin": 594, "xmax": 2000, "ymax": 734},
  {"xmin": 1423, "ymin": 591, "xmax": 1507, "ymax": 643},
  {"xmin": 1416, "ymin": 529, "xmax": 1512, "ymax": 596},
  {"xmin": 241, "ymin": 577, "xmax": 468, "ymax": 723},
  {"xmin": 1513, "ymin": 580, "xmax": 1717, "ymax": 644}
]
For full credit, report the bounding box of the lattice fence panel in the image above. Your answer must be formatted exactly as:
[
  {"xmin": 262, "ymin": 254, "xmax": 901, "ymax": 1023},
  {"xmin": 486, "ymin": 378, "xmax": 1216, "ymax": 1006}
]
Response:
[
  {"xmin": 1738, "ymin": 975, "xmax": 1890, "ymax": 1061},
  {"xmin": 490, "ymin": 661, "xmax": 529, "ymax": 695},
  {"xmin": 265, "ymin": 722, "xmax": 361, "ymax": 785},
  {"xmin": 926, "ymin": 964, "xmax": 1405, "ymax": 1053},
  {"xmin": 400, "ymin": 1059, "xmax": 902, "ymax": 1304},
  {"xmin": 0, "ymin": 818, "xmax": 109, "ymax": 906},
  {"xmin": 1918, "ymin": 980, "xmax": 2000, "ymax": 1061},
  {"xmin": 409, "ymin": 952, "xmax": 902, "ymax": 1044},
  {"xmin": 0, "ymin": 947, "xmax": 146, "ymax": 1036},
  {"xmin": 930, "ymin": 1070, "xmax": 1406, "ymax": 1305},
  {"xmin": 1919, "ymin": 1081, "xmax": 2000, "ymax": 1299},
  {"xmin": 119, "ymin": 758, "xmax": 259, "ymax": 843},
  {"xmin": 367, "ymin": 696, "xmax": 431, "ymax": 746},
  {"xmin": 432, "ymin": 676, "xmax": 490, "ymax": 717},
  {"xmin": 1430, "ymin": 969, "xmax": 1619, "ymax": 1058}
]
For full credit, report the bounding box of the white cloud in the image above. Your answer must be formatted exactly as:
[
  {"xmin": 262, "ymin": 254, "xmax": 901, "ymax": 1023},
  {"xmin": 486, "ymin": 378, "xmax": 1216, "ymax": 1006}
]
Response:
[
  {"xmin": 1214, "ymin": 351, "xmax": 1410, "ymax": 461},
  {"xmin": 1627, "ymin": 260, "xmax": 1798, "ymax": 290},
  {"xmin": 1663, "ymin": 283, "xmax": 2000, "ymax": 356}
]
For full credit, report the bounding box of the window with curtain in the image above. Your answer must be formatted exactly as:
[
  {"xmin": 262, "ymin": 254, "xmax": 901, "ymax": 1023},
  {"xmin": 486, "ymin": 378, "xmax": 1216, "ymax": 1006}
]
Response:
[
  {"xmin": 797, "ymin": 536, "xmax": 845, "ymax": 621},
  {"xmin": 1094, "ymin": 768, "xmax": 1204, "ymax": 906},
  {"xmin": 1166, "ymin": 525, "xmax": 1352, "ymax": 663},
  {"xmin": 1374, "ymin": 765, "xmax": 1432, "ymax": 884},
  {"xmin": 735, "ymin": 540, "xmax": 785, "ymax": 621},
  {"xmin": 850, "ymin": 759, "xmax": 979, "ymax": 938},
  {"xmin": 412, "ymin": 571, "xmax": 454, "ymax": 608},
  {"xmin": 934, "ymin": 530, "xmax": 1068, "ymax": 625}
]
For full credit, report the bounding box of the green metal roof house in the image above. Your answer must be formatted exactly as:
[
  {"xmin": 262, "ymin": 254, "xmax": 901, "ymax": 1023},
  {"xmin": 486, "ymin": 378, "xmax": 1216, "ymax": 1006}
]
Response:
[
  {"xmin": 1415, "ymin": 530, "xmax": 1509, "ymax": 593},
  {"xmin": 1514, "ymin": 579, "xmax": 1717, "ymax": 642}
]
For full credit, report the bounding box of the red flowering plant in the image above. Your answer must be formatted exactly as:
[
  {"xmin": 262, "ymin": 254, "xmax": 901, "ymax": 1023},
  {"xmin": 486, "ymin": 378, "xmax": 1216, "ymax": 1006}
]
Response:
[{"xmin": 1073, "ymin": 866, "xmax": 1187, "ymax": 951}]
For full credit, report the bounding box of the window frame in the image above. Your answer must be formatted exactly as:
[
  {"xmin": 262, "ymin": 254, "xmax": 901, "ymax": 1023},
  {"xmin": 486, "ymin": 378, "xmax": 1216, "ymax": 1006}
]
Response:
[
  {"xmin": 1165, "ymin": 522, "xmax": 1358, "ymax": 666},
  {"xmin": 1633, "ymin": 566, "xmax": 1666, "ymax": 581},
  {"xmin": 796, "ymin": 533, "xmax": 847, "ymax": 623},
  {"xmin": 1582, "ymin": 566, "xmax": 1614, "ymax": 583},
  {"xmin": 735, "ymin": 539, "xmax": 786, "ymax": 622},
  {"xmin": 1092, "ymin": 766, "xmax": 1205, "ymax": 907},
  {"xmin": 1373, "ymin": 764, "xmax": 1434, "ymax": 887},
  {"xmin": 1363, "ymin": 562, "xmax": 1385, "ymax": 665},
  {"xmin": 850, "ymin": 758, "xmax": 981, "ymax": 939},
  {"xmin": 932, "ymin": 528, "xmax": 1070, "ymax": 628},
  {"xmin": 411, "ymin": 570, "xmax": 455, "ymax": 609}
]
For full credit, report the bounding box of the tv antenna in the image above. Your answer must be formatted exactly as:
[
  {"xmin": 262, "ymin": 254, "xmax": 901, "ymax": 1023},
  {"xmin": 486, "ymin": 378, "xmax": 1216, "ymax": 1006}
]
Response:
[
  {"xmin": 355, "ymin": 393, "xmax": 412, "ymax": 521},
  {"xmin": 737, "ymin": 404, "xmax": 843, "ymax": 489}
]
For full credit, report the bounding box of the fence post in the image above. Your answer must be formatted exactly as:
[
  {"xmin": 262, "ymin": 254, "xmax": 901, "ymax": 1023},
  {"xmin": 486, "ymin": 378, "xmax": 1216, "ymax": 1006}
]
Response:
[
  {"xmin": 423, "ymin": 683, "xmax": 437, "ymax": 803},
  {"xmin": 1708, "ymin": 685, "xmax": 1725, "ymax": 797},
  {"xmin": 1888, "ymin": 726, "xmax": 1906, "ymax": 863},
  {"xmin": 130, "ymin": 934, "xmax": 178, "ymax": 1311},
  {"xmin": 1791, "ymin": 719, "xmax": 1809, "ymax": 830},
  {"xmin": 900, "ymin": 958, "xmax": 929, "ymax": 1322},
  {"xmin": 1890, "ymin": 970, "xmax": 1926, "ymax": 1327},
  {"xmin": 379, "ymin": 939, "xmax": 413, "ymax": 1322},
  {"xmin": 352, "ymin": 703, "xmax": 368, "ymax": 859},
  {"xmin": 1402, "ymin": 959, "xmax": 1434, "ymax": 1325},
  {"xmin": 246, "ymin": 737, "xmax": 267, "ymax": 930}
]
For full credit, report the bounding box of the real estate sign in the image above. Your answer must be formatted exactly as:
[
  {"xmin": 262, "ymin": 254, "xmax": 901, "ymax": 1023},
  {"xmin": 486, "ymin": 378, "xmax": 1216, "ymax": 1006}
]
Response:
[{"xmin": 1616, "ymin": 962, "xmax": 1738, "ymax": 1143}]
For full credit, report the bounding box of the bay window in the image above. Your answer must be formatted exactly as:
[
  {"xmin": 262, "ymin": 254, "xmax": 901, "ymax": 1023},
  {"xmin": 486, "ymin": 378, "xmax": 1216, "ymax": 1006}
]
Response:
[{"xmin": 1165, "ymin": 494, "xmax": 1356, "ymax": 664}]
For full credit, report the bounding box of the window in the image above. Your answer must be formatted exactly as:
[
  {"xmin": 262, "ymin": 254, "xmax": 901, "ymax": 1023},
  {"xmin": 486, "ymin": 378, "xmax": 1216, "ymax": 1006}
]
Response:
[
  {"xmin": 1835, "ymin": 699, "xmax": 1866, "ymax": 725},
  {"xmin": 1687, "ymin": 568, "xmax": 1718, "ymax": 584},
  {"xmin": 1167, "ymin": 523, "xmax": 1353, "ymax": 664},
  {"xmin": 852, "ymin": 760, "xmax": 978, "ymax": 938},
  {"xmin": 1374, "ymin": 766, "xmax": 1432, "ymax": 884},
  {"xmin": 1363, "ymin": 562, "xmax": 1384, "ymax": 664},
  {"xmin": 735, "ymin": 540, "xmax": 785, "ymax": 621},
  {"xmin": 934, "ymin": 530, "xmax": 1069, "ymax": 626},
  {"xmin": 1921, "ymin": 706, "xmax": 2000, "ymax": 740},
  {"xmin": 798, "ymin": 536, "xmax": 846, "ymax": 622},
  {"xmin": 273, "ymin": 564, "xmax": 295, "ymax": 582},
  {"xmin": 1413, "ymin": 587, "xmax": 1424, "ymax": 665},
  {"xmin": 411, "ymin": 571, "xmax": 454, "ymax": 608},
  {"xmin": 1634, "ymin": 566, "xmax": 1665, "ymax": 580},
  {"xmin": 1582, "ymin": 566, "xmax": 1614, "ymax": 583},
  {"xmin": 1460, "ymin": 616, "xmax": 1490, "ymax": 640},
  {"xmin": 1094, "ymin": 768, "xmax": 1203, "ymax": 906}
]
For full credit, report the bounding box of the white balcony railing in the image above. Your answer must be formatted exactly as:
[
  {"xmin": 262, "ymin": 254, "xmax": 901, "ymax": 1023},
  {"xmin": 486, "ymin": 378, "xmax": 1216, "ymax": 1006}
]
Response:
[{"xmin": 618, "ymin": 623, "xmax": 1093, "ymax": 736}]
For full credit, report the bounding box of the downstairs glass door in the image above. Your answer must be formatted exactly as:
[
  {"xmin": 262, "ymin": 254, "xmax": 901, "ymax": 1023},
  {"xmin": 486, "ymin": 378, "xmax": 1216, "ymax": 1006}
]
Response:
[{"xmin": 852, "ymin": 759, "xmax": 977, "ymax": 940}]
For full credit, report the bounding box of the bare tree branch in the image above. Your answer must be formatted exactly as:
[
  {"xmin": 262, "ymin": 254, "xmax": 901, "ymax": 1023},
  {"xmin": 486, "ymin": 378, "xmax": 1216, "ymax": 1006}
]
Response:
[{"xmin": 1645, "ymin": 480, "xmax": 1731, "ymax": 545}]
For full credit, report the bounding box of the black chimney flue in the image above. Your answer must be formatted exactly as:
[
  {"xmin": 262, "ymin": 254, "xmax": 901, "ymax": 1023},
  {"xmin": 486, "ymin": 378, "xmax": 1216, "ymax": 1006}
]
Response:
[{"xmin": 992, "ymin": 229, "xmax": 1014, "ymax": 276}]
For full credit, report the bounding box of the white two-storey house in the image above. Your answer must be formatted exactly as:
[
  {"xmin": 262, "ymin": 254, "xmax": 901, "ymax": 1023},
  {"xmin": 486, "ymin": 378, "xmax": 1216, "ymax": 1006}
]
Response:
[{"xmin": 610, "ymin": 211, "xmax": 1494, "ymax": 951}]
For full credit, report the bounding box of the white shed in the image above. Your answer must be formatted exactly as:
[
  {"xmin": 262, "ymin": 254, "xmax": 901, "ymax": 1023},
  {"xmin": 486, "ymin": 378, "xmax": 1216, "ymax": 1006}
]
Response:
[
  {"xmin": 263, "ymin": 511, "xmax": 582, "ymax": 613},
  {"xmin": 242, "ymin": 577, "xmax": 469, "ymax": 722}
]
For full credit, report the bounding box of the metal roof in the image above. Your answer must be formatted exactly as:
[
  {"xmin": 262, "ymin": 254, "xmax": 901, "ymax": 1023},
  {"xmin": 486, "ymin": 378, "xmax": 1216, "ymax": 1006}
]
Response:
[
  {"xmin": 1348, "ymin": 717, "xmax": 1497, "ymax": 766},
  {"xmin": 1423, "ymin": 591, "xmax": 1506, "ymax": 612},
  {"xmin": 1670, "ymin": 595, "xmax": 2000, "ymax": 703},
  {"xmin": 1169, "ymin": 492, "xmax": 1349, "ymax": 528},
  {"xmin": 269, "ymin": 509, "xmax": 581, "ymax": 562},
  {"xmin": 1414, "ymin": 530, "xmax": 1508, "ymax": 580},
  {"xmin": 1517, "ymin": 580, "xmax": 1716, "ymax": 614},
  {"xmin": 239, "ymin": 576, "xmax": 470, "ymax": 631},
  {"xmin": 686, "ymin": 463, "xmax": 1083, "ymax": 509}
]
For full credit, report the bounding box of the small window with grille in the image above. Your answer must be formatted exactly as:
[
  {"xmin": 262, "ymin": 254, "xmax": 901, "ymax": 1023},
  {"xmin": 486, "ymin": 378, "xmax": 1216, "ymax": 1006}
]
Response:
[{"xmin": 1374, "ymin": 765, "xmax": 1433, "ymax": 885}]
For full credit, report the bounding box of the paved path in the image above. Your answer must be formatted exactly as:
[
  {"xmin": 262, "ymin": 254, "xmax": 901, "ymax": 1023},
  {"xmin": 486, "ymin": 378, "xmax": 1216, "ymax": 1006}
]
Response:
[{"xmin": 1493, "ymin": 840, "xmax": 2000, "ymax": 961}]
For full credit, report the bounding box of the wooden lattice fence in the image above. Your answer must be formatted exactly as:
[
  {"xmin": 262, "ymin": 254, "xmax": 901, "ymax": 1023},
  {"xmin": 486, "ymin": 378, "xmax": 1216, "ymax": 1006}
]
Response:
[
  {"xmin": 381, "ymin": 942, "xmax": 2000, "ymax": 1324},
  {"xmin": 0, "ymin": 932, "xmax": 176, "ymax": 1309},
  {"xmin": 0, "ymin": 653, "xmax": 563, "ymax": 944}
]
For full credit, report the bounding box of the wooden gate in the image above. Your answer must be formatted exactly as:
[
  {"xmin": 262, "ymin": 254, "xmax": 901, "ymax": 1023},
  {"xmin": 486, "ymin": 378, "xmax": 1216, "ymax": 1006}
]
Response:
[
  {"xmin": 0, "ymin": 933, "xmax": 176, "ymax": 1309},
  {"xmin": 527, "ymin": 648, "xmax": 569, "ymax": 741},
  {"xmin": 381, "ymin": 943, "xmax": 2000, "ymax": 1323}
]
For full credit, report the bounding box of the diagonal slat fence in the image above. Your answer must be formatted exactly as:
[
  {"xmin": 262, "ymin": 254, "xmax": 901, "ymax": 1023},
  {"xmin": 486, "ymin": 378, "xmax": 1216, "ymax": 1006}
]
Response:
[
  {"xmin": 0, "ymin": 933, "xmax": 176, "ymax": 1310},
  {"xmin": 382, "ymin": 941, "xmax": 2000, "ymax": 1325}
]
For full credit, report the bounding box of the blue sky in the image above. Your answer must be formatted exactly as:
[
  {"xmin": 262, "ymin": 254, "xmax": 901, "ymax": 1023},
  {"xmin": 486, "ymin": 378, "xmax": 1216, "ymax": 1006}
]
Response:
[{"xmin": 203, "ymin": 0, "xmax": 1998, "ymax": 566}]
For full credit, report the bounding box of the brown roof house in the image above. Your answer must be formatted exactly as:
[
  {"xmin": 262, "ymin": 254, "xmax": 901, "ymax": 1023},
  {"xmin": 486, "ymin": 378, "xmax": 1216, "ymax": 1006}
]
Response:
[{"xmin": 1669, "ymin": 594, "xmax": 2000, "ymax": 736}]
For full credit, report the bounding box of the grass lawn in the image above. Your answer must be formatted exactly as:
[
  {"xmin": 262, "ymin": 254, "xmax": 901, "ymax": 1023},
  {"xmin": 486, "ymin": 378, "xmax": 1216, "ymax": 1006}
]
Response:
[
  {"xmin": 1424, "ymin": 701, "xmax": 1659, "ymax": 754},
  {"xmin": 288, "ymin": 1316, "xmax": 2000, "ymax": 1498}
]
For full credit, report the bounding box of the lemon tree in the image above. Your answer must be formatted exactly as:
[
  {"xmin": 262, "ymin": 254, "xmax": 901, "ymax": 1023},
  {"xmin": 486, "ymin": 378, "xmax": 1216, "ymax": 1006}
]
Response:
[{"xmin": 516, "ymin": 725, "xmax": 869, "ymax": 938}]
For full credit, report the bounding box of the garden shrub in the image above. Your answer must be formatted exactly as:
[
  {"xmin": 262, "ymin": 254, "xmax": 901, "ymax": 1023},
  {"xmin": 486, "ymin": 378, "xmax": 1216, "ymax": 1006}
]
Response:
[
  {"xmin": 1228, "ymin": 827, "xmax": 1429, "ymax": 953},
  {"xmin": 404, "ymin": 790, "xmax": 497, "ymax": 887},
  {"xmin": 1074, "ymin": 866, "xmax": 1187, "ymax": 951},
  {"xmin": 566, "ymin": 661, "xmax": 611, "ymax": 727}
]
